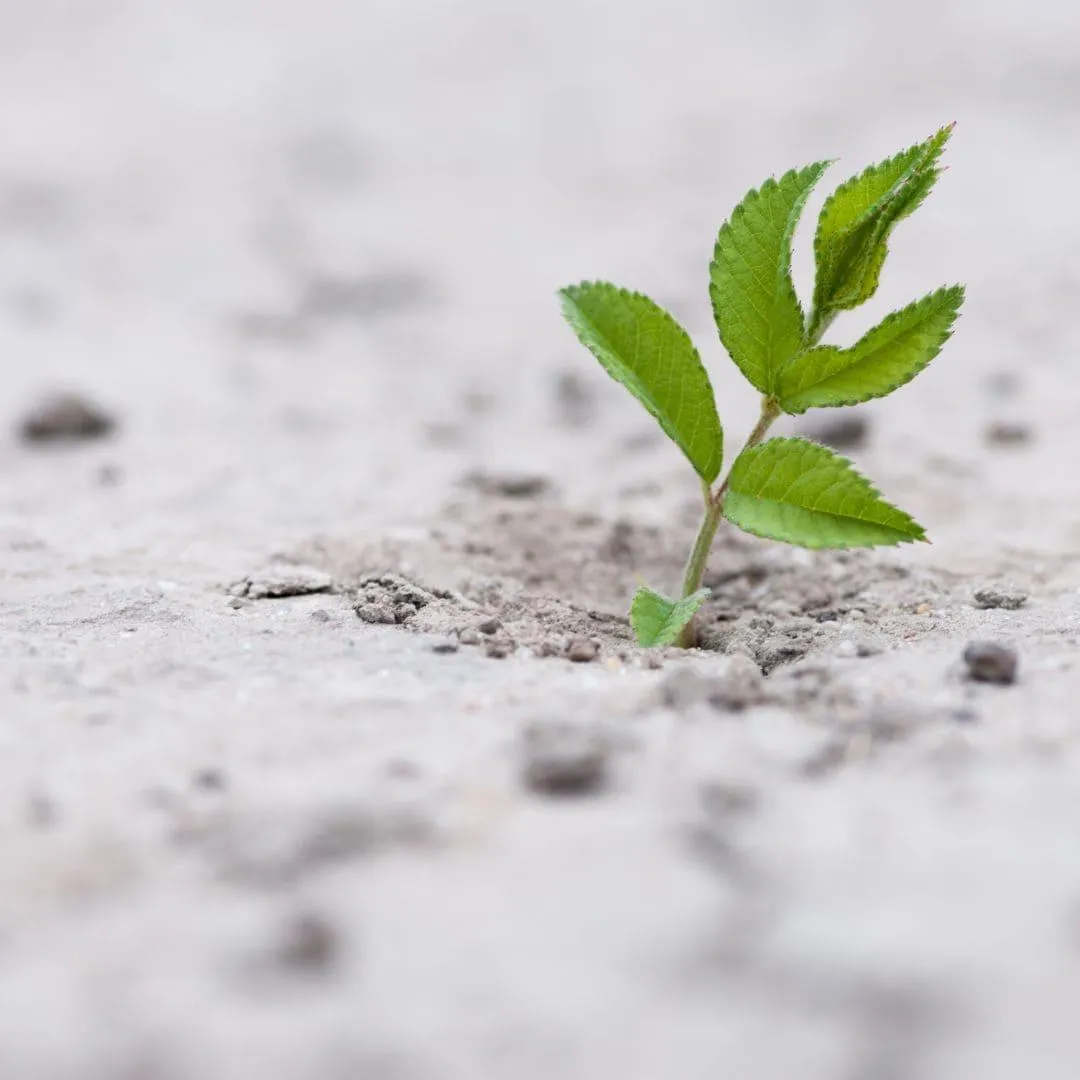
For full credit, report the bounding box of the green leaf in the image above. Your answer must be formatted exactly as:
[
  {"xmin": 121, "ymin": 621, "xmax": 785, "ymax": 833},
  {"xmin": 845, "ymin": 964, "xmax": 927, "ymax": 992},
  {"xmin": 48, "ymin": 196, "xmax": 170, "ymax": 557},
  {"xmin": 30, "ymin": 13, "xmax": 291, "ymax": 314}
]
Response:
[
  {"xmin": 710, "ymin": 161, "xmax": 831, "ymax": 395},
  {"xmin": 779, "ymin": 285, "xmax": 964, "ymax": 413},
  {"xmin": 559, "ymin": 282, "xmax": 723, "ymax": 483},
  {"xmin": 810, "ymin": 125, "xmax": 952, "ymax": 331},
  {"xmin": 723, "ymin": 437, "xmax": 925, "ymax": 549},
  {"xmin": 631, "ymin": 586, "xmax": 711, "ymax": 647}
]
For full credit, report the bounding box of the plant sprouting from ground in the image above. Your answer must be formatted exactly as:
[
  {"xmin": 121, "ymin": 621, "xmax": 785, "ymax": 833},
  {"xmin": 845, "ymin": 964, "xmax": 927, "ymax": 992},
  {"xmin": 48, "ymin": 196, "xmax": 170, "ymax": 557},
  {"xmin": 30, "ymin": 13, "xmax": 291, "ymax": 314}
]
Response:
[{"xmin": 559, "ymin": 126, "xmax": 964, "ymax": 647}]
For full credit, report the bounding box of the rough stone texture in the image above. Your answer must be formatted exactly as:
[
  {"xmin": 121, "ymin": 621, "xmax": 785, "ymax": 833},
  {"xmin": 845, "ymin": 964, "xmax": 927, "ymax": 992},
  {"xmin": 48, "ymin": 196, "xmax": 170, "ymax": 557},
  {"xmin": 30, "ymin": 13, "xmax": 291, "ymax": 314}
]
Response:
[
  {"xmin": 973, "ymin": 585, "xmax": 1029, "ymax": 610},
  {"xmin": 231, "ymin": 564, "xmax": 333, "ymax": 599}
]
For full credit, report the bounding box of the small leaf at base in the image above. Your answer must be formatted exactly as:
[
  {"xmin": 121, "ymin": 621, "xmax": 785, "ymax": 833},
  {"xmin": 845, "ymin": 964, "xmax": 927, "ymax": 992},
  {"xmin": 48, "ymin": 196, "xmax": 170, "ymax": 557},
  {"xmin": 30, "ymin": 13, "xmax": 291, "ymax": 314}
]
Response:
[
  {"xmin": 723, "ymin": 437, "xmax": 925, "ymax": 549},
  {"xmin": 631, "ymin": 586, "xmax": 711, "ymax": 647}
]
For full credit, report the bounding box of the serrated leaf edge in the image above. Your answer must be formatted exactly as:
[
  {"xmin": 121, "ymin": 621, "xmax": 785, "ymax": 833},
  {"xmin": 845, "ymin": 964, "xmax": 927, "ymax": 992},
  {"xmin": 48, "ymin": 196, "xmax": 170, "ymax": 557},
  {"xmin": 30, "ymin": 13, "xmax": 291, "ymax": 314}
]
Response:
[
  {"xmin": 709, "ymin": 160, "xmax": 832, "ymax": 394},
  {"xmin": 723, "ymin": 437, "xmax": 926, "ymax": 549},
  {"xmin": 817, "ymin": 124, "xmax": 952, "ymax": 246},
  {"xmin": 559, "ymin": 281, "xmax": 723, "ymax": 482},
  {"xmin": 812, "ymin": 125, "xmax": 953, "ymax": 317},
  {"xmin": 779, "ymin": 284, "xmax": 965, "ymax": 414}
]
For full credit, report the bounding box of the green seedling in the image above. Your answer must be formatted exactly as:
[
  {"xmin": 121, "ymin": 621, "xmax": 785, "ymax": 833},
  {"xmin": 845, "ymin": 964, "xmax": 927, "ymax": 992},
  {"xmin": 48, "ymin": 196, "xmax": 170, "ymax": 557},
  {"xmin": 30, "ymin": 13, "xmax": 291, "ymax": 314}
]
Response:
[{"xmin": 559, "ymin": 126, "xmax": 964, "ymax": 648}]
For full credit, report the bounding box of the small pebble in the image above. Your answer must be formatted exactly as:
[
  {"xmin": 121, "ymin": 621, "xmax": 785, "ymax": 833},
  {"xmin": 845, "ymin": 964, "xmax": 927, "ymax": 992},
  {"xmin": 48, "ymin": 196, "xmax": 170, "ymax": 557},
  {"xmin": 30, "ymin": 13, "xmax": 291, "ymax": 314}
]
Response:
[
  {"xmin": 484, "ymin": 640, "xmax": 513, "ymax": 659},
  {"xmin": 458, "ymin": 628, "xmax": 481, "ymax": 646},
  {"xmin": 466, "ymin": 471, "xmax": 552, "ymax": 499},
  {"xmin": 797, "ymin": 411, "xmax": 869, "ymax": 451},
  {"xmin": 193, "ymin": 768, "xmax": 227, "ymax": 792},
  {"xmin": 963, "ymin": 641, "xmax": 1018, "ymax": 685},
  {"xmin": 429, "ymin": 637, "xmax": 459, "ymax": 655},
  {"xmin": 310, "ymin": 609, "xmax": 331, "ymax": 623},
  {"xmin": 566, "ymin": 637, "xmax": 598, "ymax": 663},
  {"xmin": 19, "ymin": 392, "xmax": 116, "ymax": 443},
  {"xmin": 521, "ymin": 718, "xmax": 609, "ymax": 796},
  {"xmin": 984, "ymin": 420, "xmax": 1032, "ymax": 447},
  {"xmin": 477, "ymin": 616, "xmax": 502, "ymax": 635},
  {"xmin": 554, "ymin": 370, "xmax": 595, "ymax": 427},
  {"xmin": 973, "ymin": 586, "xmax": 1028, "ymax": 610},
  {"xmin": 25, "ymin": 792, "xmax": 58, "ymax": 829},
  {"xmin": 275, "ymin": 912, "xmax": 339, "ymax": 973}
]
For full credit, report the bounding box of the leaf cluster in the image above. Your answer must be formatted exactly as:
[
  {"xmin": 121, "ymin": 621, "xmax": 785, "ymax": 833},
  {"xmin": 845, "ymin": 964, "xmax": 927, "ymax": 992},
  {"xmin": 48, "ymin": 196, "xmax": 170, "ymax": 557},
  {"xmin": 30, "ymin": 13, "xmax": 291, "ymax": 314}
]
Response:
[{"xmin": 560, "ymin": 127, "xmax": 964, "ymax": 646}]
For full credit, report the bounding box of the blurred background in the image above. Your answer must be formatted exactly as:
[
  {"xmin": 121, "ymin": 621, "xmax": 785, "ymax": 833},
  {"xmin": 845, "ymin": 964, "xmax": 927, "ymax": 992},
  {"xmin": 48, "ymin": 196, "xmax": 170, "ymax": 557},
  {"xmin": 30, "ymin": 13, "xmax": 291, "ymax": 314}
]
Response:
[
  {"xmin": 3, "ymin": 3, "xmax": 1080, "ymax": 1079},
  {"xmin": 1, "ymin": 0, "xmax": 1076, "ymax": 561}
]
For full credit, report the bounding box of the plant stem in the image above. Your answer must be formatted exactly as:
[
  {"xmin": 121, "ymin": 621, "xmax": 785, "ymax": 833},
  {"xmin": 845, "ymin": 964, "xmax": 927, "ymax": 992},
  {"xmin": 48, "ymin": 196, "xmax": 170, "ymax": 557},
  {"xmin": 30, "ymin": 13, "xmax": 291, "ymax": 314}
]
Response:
[
  {"xmin": 675, "ymin": 395, "xmax": 782, "ymax": 647},
  {"xmin": 804, "ymin": 305, "xmax": 835, "ymax": 349},
  {"xmin": 674, "ymin": 313, "xmax": 829, "ymax": 647}
]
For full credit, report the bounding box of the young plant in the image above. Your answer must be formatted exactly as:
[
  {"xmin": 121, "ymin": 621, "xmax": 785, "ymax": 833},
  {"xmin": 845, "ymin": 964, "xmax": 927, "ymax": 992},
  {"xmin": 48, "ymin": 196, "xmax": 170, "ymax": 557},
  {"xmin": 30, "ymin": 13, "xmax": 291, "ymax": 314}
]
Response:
[{"xmin": 559, "ymin": 125, "xmax": 964, "ymax": 648}]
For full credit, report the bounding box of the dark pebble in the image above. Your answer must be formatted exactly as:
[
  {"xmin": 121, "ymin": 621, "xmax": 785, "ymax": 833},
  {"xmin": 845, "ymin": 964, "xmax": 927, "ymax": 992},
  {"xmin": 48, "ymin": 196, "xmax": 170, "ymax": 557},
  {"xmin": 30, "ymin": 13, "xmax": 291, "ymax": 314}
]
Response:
[
  {"xmin": 193, "ymin": 767, "xmax": 227, "ymax": 792},
  {"xmin": 476, "ymin": 616, "xmax": 502, "ymax": 635},
  {"xmin": 429, "ymin": 637, "xmax": 459, "ymax": 655},
  {"xmin": 493, "ymin": 474, "xmax": 549, "ymax": 498},
  {"xmin": 276, "ymin": 912, "xmax": 339, "ymax": 972},
  {"xmin": 797, "ymin": 411, "xmax": 869, "ymax": 451},
  {"xmin": 566, "ymin": 637, "xmax": 598, "ymax": 663},
  {"xmin": 310, "ymin": 609, "xmax": 332, "ymax": 623},
  {"xmin": 19, "ymin": 392, "xmax": 116, "ymax": 443},
  {"xmin": 553, "ymin": 370, "xmax": 595, "ymax": 427},
  {"xmin": 984, "ymin": 420, "xmax": 1032, "ymax": 447},
  {"xmin": 25, "ymin": 792, "xmax": 58, "ymax": 829},
  {"xmin": 963, "ymin": 641, "xmax": 1018, "ymax": 685},
  {"xmin": 484, "ymin": 640, "xmax": 513, "ymax": 659},
  {"xmin": 466, "ymin": 471, "xmax": 552, "ymax": 499},
  {"xmin": 521, "ymin": 718, "xmax": 609, "ymax": 796}
]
